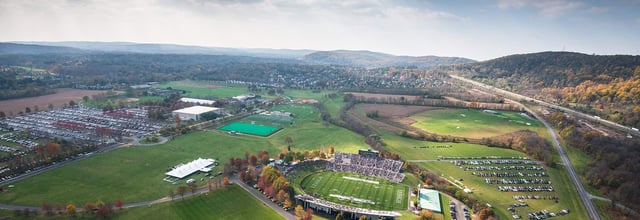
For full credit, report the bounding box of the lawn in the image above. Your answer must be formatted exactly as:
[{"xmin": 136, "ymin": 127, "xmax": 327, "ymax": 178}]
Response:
[
  {"xmin": 410, "ymin": 109, "xmax": 544, "ymax": 138},
  {"xmin": 380, "ymin": 130, "xmax": 524, "ymax": 161},
  {"xmin": 300, "ymin": 172, "xmax": 408, "ymax": 211},
  {"xmin": 154, "ymin": 80, "xmax": 250, "ymax": 99},
  {"xmin": 113, "ymin": 185, "xmax": 283, "ymax": 220},
  {"xmin": 0, "ymin": 185, "xmax": 283, "ymax": 220},
  {"xmin": 0, "ymin": 117, "xmax": 367, "ymax": 206}
]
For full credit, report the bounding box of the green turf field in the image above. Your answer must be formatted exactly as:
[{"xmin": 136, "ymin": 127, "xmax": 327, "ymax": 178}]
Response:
[
  {"xmin": 410, "ymin": 109, "xmax": 543, "ymax": 138},
  {"xmin": 300, "ymin": 172, "xmax": 408, "ymax": 211},
  {"xmin": 219, "ymin": 122, "xmax": 281, "ymax": 136}
]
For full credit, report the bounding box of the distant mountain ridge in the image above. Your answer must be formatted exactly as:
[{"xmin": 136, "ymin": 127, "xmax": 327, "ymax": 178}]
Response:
[
  {"xmin": 0, "ymin": 43, "xmax": 87, "ymax": 54},
  {"xmin": 302, "ymin": 50, "xmax": 475, "ymax": 68},
  {"xmin": 9, "ymin": 41, "xmax": 315, "ymax": 59}
]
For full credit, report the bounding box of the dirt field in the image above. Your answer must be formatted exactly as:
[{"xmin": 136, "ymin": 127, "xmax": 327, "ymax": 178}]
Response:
[{"xmin": 0, "ymin": 88, "xmax": 106, "ymax": 116}]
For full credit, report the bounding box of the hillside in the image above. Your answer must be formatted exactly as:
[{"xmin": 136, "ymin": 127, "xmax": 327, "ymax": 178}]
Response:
[
  {"xmin": 446, "ymin": 51, "xmax": 640, "ymax": 127},
  {"xmin": 303, "ymin": 50, "xmax": 475, "ymax": 68}
]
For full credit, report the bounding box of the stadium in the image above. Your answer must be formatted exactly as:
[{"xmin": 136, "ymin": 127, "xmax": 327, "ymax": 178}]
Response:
[{"xmin": 293, "ymin": 150, "xmax": 408, "ymax": 220}]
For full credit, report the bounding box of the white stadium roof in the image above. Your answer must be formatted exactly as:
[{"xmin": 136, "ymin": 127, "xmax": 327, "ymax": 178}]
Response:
[
  {"xmin": 179, "ymin": 97, "xmax": 216, "ymax": 105},
  {"xmin": 166, "ymin": 158, "xmax": 215, "ymax": 179},
  {"xmin": 172, "ymin": 106, "xmax": 220, "ymax": 115}
]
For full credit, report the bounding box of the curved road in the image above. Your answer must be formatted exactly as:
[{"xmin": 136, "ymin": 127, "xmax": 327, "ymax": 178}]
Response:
[{"xmin": 450, "ymin": 74, "xmax": 600, "ymax": 220}]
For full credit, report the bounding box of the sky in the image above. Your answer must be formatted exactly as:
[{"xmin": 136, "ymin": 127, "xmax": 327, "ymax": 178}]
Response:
[{"xmin": 1, "ymin": 0, "xmax": 639, "ymax": 61}]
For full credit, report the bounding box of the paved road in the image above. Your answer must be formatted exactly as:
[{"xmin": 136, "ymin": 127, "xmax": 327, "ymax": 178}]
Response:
[
  {"xmin": 527, "ymin": 105, "xmax": 600, "ymax": 220},
  {"xmin": 450, "ymin": 74, "xmax": 600, "ymax": 220}
]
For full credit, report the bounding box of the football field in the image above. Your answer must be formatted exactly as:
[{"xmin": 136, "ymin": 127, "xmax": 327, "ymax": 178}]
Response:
[{"xmin": 300, "ymin": 172, "xmax": 408, "ymax": 211}]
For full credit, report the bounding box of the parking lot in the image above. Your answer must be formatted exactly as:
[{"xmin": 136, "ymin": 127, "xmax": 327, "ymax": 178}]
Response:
[{"xmin": 0, "ymin": 106, "xmax": 165, "ymax": 143}]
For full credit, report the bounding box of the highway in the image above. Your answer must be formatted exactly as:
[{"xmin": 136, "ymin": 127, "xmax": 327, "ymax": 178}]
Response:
[{"xmin": 449, "ymin": 74, "xmax": 601, "ymax": 220}]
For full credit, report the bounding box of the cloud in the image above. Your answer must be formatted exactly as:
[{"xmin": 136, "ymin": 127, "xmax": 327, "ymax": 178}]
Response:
[{"xmin": 496, "ymin": 0, "xmax": 586, "ymax": 18}]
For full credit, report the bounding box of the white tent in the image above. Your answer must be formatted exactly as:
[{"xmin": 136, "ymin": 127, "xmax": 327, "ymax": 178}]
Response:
[{"xmin": 166, "ymin": 158, "xmax": 215, "ymax": 179}]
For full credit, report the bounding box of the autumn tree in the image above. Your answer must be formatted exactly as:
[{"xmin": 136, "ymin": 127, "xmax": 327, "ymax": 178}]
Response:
[
  {"xmin": 249, "ymin": 155, "xmax": 258, "ymax": 166},
  {"xmin": 66, "ymin": 203, "xmax": 77, "ymax": 216},
  {"xmin": 223, "ymin": 176, "xmax": 229, "ymax": 185},
  {"xmin": 96, "ymin": 204, "xmax": 111, "ymax": 218},
  {"xmin": 84, "ymin": 202, "xmax": 96, "ymax": 214},
  {"xmin": 328, "ymin": 145, "xmax": 335, "ymax": 155},
  {"xmin": 418, "ymin": 209, "xmax": 433, "ymax": 220},
  {"xmin": 69, "ymin": 100, "xmax": 76, "ymax": 107},
  {"xmin": 305, "ymin": 208, "xmax": 314, "ymax": 220},
  {"xmin": 174, "ymin": 115, "xmax": 181, "ymax": 126},
  {"xmin": 295, "ymin": 205, "xmax": 306, "ymax": 220},
  {"xmin": 114, "ymin": 199, "xmax": 124, "ymax": 210},
  {"xmin": 277, "ymin": 189, "xmax": 287, "ymax": 203},
  {"xmin": 42, "ymin": 202, "xmax": 52, "ymax": 215},
  {"xmin": 177, "ymin": 185, "xmax": 187, "ymax": 199},
  {"xmin": 335, "ymin": 212, "xmax": 344, "ymax": 220},
  {"xmin": 284, "ymin": 198, "xmax": 293, "ymax": 209},
  {"xmin": 169, "ymin": 189, "xmax": 175, "ymax": 201}
]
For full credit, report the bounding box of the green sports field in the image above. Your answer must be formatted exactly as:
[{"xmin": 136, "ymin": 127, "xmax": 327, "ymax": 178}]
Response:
[
  {"xmin": 300, "ymin": 172, "xmax": 408, "ymax": 211},
  {"xmin": 219, "ymin": 122, "xmax": 281, "ymax": 136},
  {"xmin": 410, "ymin": 108, "xmax": 543, "ymax": 138}
]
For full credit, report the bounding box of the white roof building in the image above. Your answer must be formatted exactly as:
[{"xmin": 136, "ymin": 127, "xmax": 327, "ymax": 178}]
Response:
[
  {"xmin": 166, "ymin": 158, "xmax": 216, "ymax": 179},
  {"xmin": 179, "ymin": 97, "xmax": 216, "ymax": 105},
  {"xmin": 172, "ymin": 106, "xmax": 221, "ymax": 121}
]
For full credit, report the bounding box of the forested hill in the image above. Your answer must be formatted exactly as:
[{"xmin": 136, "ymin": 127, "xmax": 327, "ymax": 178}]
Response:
[
  {"xmin": 446, "ymin": 51, "xmax": 640, "ymax": 127},
  {"xmin": 303, "ymin": 50, "xmax": 475, "ymax": 68}
]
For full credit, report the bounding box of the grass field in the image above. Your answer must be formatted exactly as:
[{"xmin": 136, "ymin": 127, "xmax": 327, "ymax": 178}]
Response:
[
  {"xmin": 154, "ymin": 80, "xmax": 250, "ymax": 99},
  {"xmin": 300, "ymin": 172, "xmax": 408, "ymax": 211},
  {"xmin": 113, "ymin": 185, "xmax": 282, "ymax": 220},
  {"xmin": 410, "ymin": 109, "xmax": 544, "ymax": 138},
  {"xmin": 0, "ymin": 185, "xmax": 283, "ymax": 220},
  {"xmin": 0, "ymin": 103, "xmax": 367, "ymax": 206},
  {"xmin": 219, "ymin": 122, "xmax": 281, "ymax": 136}
]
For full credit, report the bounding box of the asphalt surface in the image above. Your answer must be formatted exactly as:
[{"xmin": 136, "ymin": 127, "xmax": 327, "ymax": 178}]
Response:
[{"xmin": 450, "ymin": 74, "xmax": 601, "ymax": 220}]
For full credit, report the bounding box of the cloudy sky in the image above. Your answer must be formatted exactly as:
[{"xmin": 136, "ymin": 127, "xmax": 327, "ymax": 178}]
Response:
[{"xmin": 1, "ymin": 0, "xmax": 639, "ymax": 60}]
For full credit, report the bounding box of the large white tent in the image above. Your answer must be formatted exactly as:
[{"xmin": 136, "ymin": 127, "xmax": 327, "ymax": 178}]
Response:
[{"xmin": 166, "ymin": 158, "xmax": 215, "ymax": 179}]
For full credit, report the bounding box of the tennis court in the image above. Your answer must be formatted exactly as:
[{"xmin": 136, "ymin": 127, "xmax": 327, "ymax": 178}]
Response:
[{"xmin": 219, "ymin": 122, "xmax": 281, "ymax": 137}]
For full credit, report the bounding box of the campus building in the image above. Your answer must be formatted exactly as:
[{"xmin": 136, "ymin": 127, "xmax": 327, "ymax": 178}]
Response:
[{"xmin": 171, "ymin": 106, "xmax": 221, "ymax": 121}]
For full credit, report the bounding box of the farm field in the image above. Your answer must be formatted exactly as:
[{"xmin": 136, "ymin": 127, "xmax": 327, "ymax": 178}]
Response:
[
  {"xmin": 0, "ymin": 88, "xmax": 106, "ymax": 116},
  {"xmin": 410, "ymin": 108, "xmax": 544, "ymax": 138},
  {"xmin": 300, "ymin": 172, "xmax": 408, "ymax": 211},
  {"xmin": 0, "ymin": 113, "xmax": 367, "ymax": 206}
]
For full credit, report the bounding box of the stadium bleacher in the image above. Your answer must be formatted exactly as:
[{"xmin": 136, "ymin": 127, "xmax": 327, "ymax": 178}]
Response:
[{"xmin": 327, "ymin": 152, "xmax": 405, "ymax": 183}]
